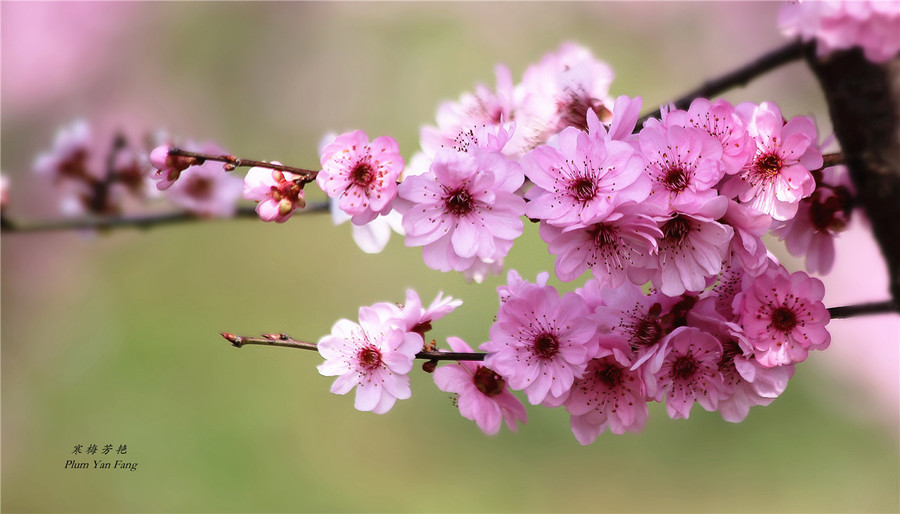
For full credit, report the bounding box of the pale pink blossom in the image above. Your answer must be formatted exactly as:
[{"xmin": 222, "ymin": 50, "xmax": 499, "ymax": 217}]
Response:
[
  {"xmin": 661, "ymin": 98, "xmax": 754, "ymax": 175},
  {"xmin": 483, "ymin": 279, "xmax": 599, "ymax": 405},
  {"xmin": 242, "ymin": 163, "xmax": 306, "ymax": 223},
  {"xmin": 33, "ymin": 119, "xmax": 94, "ymax": 182},
  {"xmin": 519, "ymin": 42, "xmax": 615, "ymax": 140},
  {"xmin": 565, "ymin": 353, "xmax": 649, "ymax": 444},
  {"xmin": 317, "ymin": 303, "xmax": 423, "ymax": 414},
  {"xmin": 736, "ymin": 264, "xmax": 831, "ymax": 367},
  {"xmin": 396, "ymin": 289, "xmax": 463, "ymax": 337},
  {"xmin": 640, "ymin": 121, "xmax": 725, "ymax": 210},
  {"xmin": 318, "ymin": 130, "xmax": 404, "ymax": 225},
  {"xmin": 688, "ymin": 298, "xmax": 794, "ymax": 422},
  {"xmin": 164, "ymin": 152, "xmax": 243, "ymax": 218},
  {"xmin": 771, "ymin": 165, "xmax": 853, "ymax": 274},
  {"xmin": 779, "ymin": 0, "xmax": 900, "ymax": 63},
  {"xmin": 720, "ymin": 102, "xmax": 822, "ymax": 221},
  {"xmin": 496, "ymin": 269, "xmax": 550, "ymax": 304},
  {"xmin": 647, "ymin": 326, "xmax": 725, "ymax": 419},
  {"xmin": 433, "ymin": 337, "xmax": 527, "ymax": 435},
  {"xmin": 630, "ymin": 197, "xmax": 734, "ymax": 296},
  {"xmin": 329, "ymin": 198, "xmax": 405, "ymax": 254},
  {"xmin": 722, "ymin": 198, "xmax": 773, "ymax": 277},
  {"xmin": 396, "ymin": 148, "xmax": 525, "ymax": 273},
  {"xmin": 149, "ymin": 144, "xmax": 198, "ymax": 191},
  {"xmin": 538, "ymin": 202, "xmax": 661, "ymax": 286},
  {"xmin": 523, "ymin": 126, "xmax": 650, "ymax": 227},
  {"xmin": 0, "ymin": 174, "xmax": 9, "ymax": 211}
]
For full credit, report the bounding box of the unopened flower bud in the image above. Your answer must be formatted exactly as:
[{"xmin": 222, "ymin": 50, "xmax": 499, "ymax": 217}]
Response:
[{"xmin": 422, "ymin": 360, "xmax": 438, "ymax": 373}]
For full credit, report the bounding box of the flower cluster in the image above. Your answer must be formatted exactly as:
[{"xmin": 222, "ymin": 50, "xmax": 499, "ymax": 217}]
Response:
[
  {"xmin": 779, "ymin": 0, "xmax": 900, "ymax": 63},
  {"xmin": 311, "ymin": 41, "xmax": 843, "ymax": 443}
]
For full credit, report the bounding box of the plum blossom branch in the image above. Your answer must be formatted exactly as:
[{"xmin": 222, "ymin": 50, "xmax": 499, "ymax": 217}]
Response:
[
  {"xmin": 220, "ymin": 297, "xmax": 900, "ymax": 360},
  {"xmin": 220, "ymin": 332, "xmax": 487, "ymax": 361},
  {"xmin": 637, "ymin": 39, "xmax": 810, "ymax": 127},
  {"xmin": 0, "ymin": 202, "xmax": 329, "ymax": 233},
  {"xmin": 167, "ymin": 147, "xmax": 319, "ymax": 181}
]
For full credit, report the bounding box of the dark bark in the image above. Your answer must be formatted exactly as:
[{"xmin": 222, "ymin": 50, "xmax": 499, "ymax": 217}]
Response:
[{"xmin": 805, "ymin": 48, "xmax": 900, "ymax": 304}]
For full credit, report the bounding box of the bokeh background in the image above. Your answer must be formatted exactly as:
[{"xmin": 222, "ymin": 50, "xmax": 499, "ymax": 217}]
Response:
[{"xmin": 2, "ymin": 2, "xmax": 898, "ymax": 512}]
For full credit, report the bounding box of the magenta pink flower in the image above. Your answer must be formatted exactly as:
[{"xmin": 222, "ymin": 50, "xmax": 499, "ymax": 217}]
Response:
[
  {"xmin": 720, "ymin": 102, "xmax": 822, "ymax": 221},
  {"xmin": 523, "ymin": 127, "xmax": 650, "ymax": 227},
  {"xmin": 639, "ymin": 121, "xmax": 725, "ymax": 210},
  {"xmin": 538, "ymin": 202, "xmax": 661, "ymax": 286},
  {"xmin": 396, "ymin": 289, "xmax": 463, "ymax": 336},
  {"xmin": 721, "ymin": 198, "xmax": 773, "ymax": 278},
  {"xmin": 661, "ymin": 98, "xmax": 754, "ymax": 175},
  {"xmin": 318, "ymin": 130, "xmax": 404, "ymax": 225},
  {"xmin": 779, "ymin": 0, "xmax": 900, "ymax": 63},
  {"xmin": 482, "ymin": 280, "xmax": 598, "ymax": 405},
  {"xmin": 736, "ymin": 265, "xmax": 831, "ymax": 367},
  {"xmin": 772, "ymin": 165, "xmax": 854, "ymax": 274},
  {"xmin": 149, "ymin": 144, "xmax": 197, "ymax": 191},
  {"xmin": 243, "ymin": 164, "xmax": 306, "ymax": 223},
  {"xmin": 317, "ymin": 303, "xmax": 424, "ymax": 414},
  {"xmin": 630, "ymin": 197, "xmax": 734, "ymax": 296},
  {"xmin": 519, "ymin": 42, "xmax": 615, "ymax": 138},
  {"xmin": 433, "ymin": 337, "xmax": 527, "ymax": 435},
  {"xmin": 647, "ymin": 326, "xmax": 725, "ymax": 419},
  {"xmin": 396, "ymin": 148, "xmax": 525, "ymax": 273},
  {"xmin": 565, "ymin": 353, "xmax": 649, "ymax": 444},
  {"xmin": 164, "ymin": 152, "xmax": 243, "ymax": 218}
]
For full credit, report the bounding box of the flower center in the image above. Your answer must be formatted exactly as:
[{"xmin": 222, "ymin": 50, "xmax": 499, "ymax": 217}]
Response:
[
  {"xmin": 350, "ymin": 163, "xmax": 376, "ymax": 187},
  {"xmin": 357, "ymin": 346, "xmax": 383, "ymax": 371},
  {"xmin": 596, "ymin": 363, "xmax": 623, "ymax": 388},
  {"xmin": 663, "ymin": 165, "xmax": 689, "ymax": 192},
  {"xmin": 185, "ymin": 176, "xmax": 213, "ymax": 200},
  {"xmin": 473, "ymin": 366, "xmax": 506, "ymax": 397},
  {"xmin": 445, "ymin": 188, "xmax": 474, "ymax": 216},
  {"xmin": 631, "ymin": 318, "xmax": 662, "ymax": 349},
  {"xmin": 756, "ymin": 153, "xmax": 783, "ymax": 179},
  {"xmin": 590, "ymin": 224, "xmax": 617, "ymax": 248},
  {"xmin": 719, "ymin": 340, "xmax": 742, "ymax": 368},
  {"xmin": 533, "ymin": 333, "xmax": 560, "ymax": 359},
  {"xmin": 662, "ymin": 215, "xmax": 691, "ymax": 244},
  {"xmin": 673, "ymin": 355, "xmax": 697, "ymax": 379},
  {"xmin": 571, "ymin": 177, "xmax": 597, "ymax": 203},
  {"xmin": 558, "ymin": 90, "xmax": 611, "ymax": 131},
  {"xmin": 771, "ymin": 306, "xmax": 798, "ymax": 332}
]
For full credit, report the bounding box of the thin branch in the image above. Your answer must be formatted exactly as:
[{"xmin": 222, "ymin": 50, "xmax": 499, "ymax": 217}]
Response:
[
  {"xmin": 0, "ymin": 201, "xmax": 329, "ymax": 233},
  {"xmin": 221, "ymin": 299, "xmax": 900, "ymax": 361},
  {"xmin": 168, "ymin": 147, "xmax": 319, "ymax": 181},
  {"xmin": 827, "ymin": 300, "xmax": 898, "ymax": 319},
  {"xmin": 221, "ymin": 333, "xmax": 487, "ymax": 361},
  {"xmin": 636, "ymin": 39, "xmax": 810, "ymax": 128}
]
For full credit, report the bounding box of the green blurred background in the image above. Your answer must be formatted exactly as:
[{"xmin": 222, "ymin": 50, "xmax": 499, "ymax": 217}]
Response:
[{"xmin": 2, "ymin": 2, "xmax": 898, "ymax": 512}]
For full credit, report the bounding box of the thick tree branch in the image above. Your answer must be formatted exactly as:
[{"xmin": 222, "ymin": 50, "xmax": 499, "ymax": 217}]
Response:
[
  {"xmin": 804, "ymin": 48, "xmax": 900, "ymax": 304},
  {"xmin": 637, "ymin": 39, "xmax": 810, "ymax": 127}
]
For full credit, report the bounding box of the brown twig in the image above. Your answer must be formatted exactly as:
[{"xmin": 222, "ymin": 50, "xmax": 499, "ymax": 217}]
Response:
[{"xmin": 168, "ymin": 147, "xmax": 319, "ymax": 181}]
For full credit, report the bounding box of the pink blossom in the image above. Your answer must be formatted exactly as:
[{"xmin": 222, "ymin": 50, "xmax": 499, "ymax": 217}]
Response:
[
  {"xmin": 736, "ymin": 264, "xmax": 831, "ymax": 367},
  {"xmin": 33, "ymin": 119, "xmax": 95, "ymax": 183},
  {"xmin": 164, "ymin": 151, "xmax": 243, "ymax": 218},
  {"xmin": 483, "ymin": 280, "xmax": 599, "ymax": 405},
  {"xmin": 771, "ymin": 165, "xmax": 854, "ymax": 274},
  {"xmin": 661, "ymin": 98, "xmax": 754, "ymax": 175},
  {"xmin": 523, "ymin": 126, "xmax": 650, "ymax": 227},
  {"xmin": 688, "ymin": 298, "xmax": 794, "ymax": 422},
  {"xmin": 519, "ymin": 42, "xmax": 615, "ymax": 140},
  {"xmin": 396, "ymin": 289, "xmax": 463, "ymax": 337},
  {"xmin": 639, "ymin": 121, "xmax": 725, "ymax": 210},
  {"xmin": 317, "ymin": 130, "xmax": 404, "ymax": 225},
  {"xmin": 722, "ymin": 198, "xmax": 773, "ymax": 277},
  {"xmin": 329, "ymin": 198, "xmax": 405, "ymax": 255},
  {"xmin": 0, "ymin": 174, "xmax": 9, "ymax": 211},
  {"xmin": 242, "ymin": 164, "xmax": 306, "ymax": 223},
  {"xmin": 779, "ymin": 0, "xmax": 900, "ymax": 63},
  {"xmin": 565, "ymin": 353, "xmax": 649, "ymax": 444},
  {"xmin": 648, "ymin": 326, "xmax": 726, "ymax": 419},
  {"xmin": 396, "ymin": 148, "xmax": 525, "ymax": 273},
  {"xmin": 720, "ymin": 102, "xmax": 822, "ymax": 221},
  {"xmin": 538, "ymin": 202, "xmax": 661, "ymax": 286},
  {"xmin": 317, "ymin": 303, "xmax": 423, "ymax": 414},
  {"xmin": 497, "ymin": 269, "xmax": 550, "ymax": 304},
  {"xmin": 149, "ymin": 144, "xmax": 197, "ymax": 191},
  {"xmin": 630, "ymin": 197, "xmax": 734, "ymax": 296},
  {"xmin": 433, "ymin": 337, "xmax": 527, "ymax": 435}
]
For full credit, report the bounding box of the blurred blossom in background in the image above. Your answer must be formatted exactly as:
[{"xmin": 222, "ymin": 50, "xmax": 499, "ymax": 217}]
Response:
[{"xmin": 2, "ymin": 2, "xmax": 897, "ymax": 513}]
